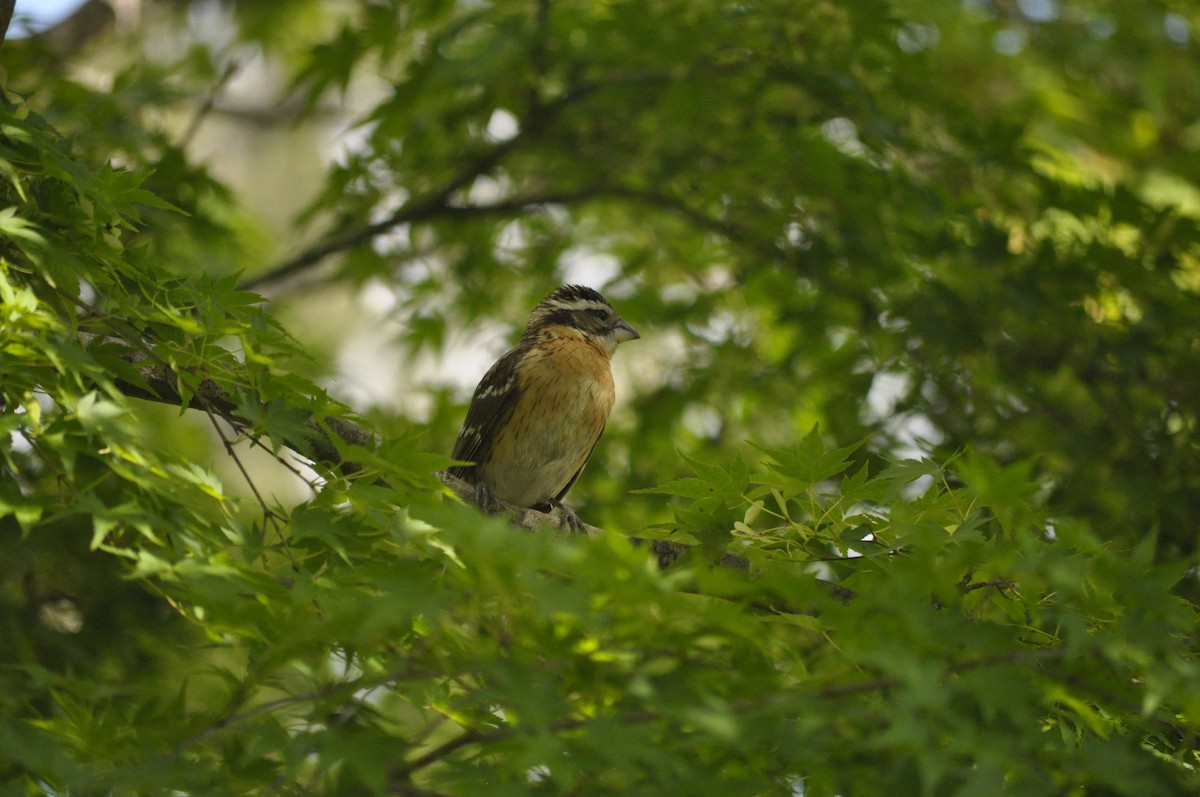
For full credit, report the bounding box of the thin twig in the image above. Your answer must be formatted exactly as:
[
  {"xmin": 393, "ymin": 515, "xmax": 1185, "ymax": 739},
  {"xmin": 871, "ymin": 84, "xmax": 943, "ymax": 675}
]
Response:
[
  {"xmin": 172, "ymin": 655, "xmax": 441, "ymax": 755},
  {"xmin": 177, "ymin": 56, "xmax": 247, "ymax": 150},
  {"xmin": 201, "ymin": 409, "xmax": 297, "ymax": 569},
  {"xmin": 961, "ymin": 579, "xmax": 1017, "ymax": 595},
  {"xmin": 203, "ymin": 409, "xmax": 279, "ymax": 525},
  {"xmin": 246, "ymin": 434, "xmax": 324, "ymax": 493}
]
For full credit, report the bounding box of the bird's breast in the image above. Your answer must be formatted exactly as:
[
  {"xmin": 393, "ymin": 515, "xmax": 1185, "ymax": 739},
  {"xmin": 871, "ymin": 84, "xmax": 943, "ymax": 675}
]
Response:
[{"xmin": 482, "ymin": 338, "xmax": 615, "ymax": 506}]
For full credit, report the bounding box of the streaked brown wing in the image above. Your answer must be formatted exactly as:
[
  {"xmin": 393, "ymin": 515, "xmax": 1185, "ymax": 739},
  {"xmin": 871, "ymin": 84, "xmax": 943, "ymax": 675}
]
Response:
[{"xmin": 449, "ymin": 346, "xmax": 524, "ymax": 481}]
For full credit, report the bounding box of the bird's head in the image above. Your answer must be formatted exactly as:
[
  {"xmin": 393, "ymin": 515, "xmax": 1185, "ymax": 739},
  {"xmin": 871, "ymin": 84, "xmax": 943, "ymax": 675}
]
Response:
[{"xmin": 524, "ymin": 285, "xmax": 640, "ymax": 354}]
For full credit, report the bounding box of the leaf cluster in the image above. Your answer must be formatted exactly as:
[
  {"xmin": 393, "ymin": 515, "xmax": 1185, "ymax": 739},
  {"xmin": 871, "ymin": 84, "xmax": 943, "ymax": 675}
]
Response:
[{"xmin": 4, "ymin": 1, "xmax": 1200, "ymax": 795}]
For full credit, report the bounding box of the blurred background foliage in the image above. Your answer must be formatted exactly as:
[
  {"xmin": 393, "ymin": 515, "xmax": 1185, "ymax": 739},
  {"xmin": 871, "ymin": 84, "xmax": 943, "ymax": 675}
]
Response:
[
  {"xmin": 8, "ymin": 0, "xmax": 1200, "ymax": 549},
  {"xmin": 4, "ymin": 0, "xmax": 1200, "ymax": 793}
]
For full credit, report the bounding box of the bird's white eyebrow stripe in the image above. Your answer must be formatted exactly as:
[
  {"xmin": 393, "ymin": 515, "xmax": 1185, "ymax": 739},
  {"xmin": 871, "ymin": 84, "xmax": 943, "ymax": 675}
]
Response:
[{"xmin": 548, "ymin": 299, "xmax": 611, "ymax": 313}]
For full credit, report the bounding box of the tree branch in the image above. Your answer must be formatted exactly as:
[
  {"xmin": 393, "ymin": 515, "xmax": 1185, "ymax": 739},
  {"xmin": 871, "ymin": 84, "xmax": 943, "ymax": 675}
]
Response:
[
  {"xmin": 241, "ymin": 68, "xmax": 698, "ymax": 293},
  {"xmin": 243, "ymin": 181, "xmax": 781, "ymax": 295},
  {"xmin": 93, "ymin": 329, "xmax": 782, "ymax": 555},
  {"xmin": 435, "ymin": 469, "xmax": 766, "ymax": 572},
  {"xmin": 85, "ymin": 337, "xmax": 850, "ymax": 596},
  {"xmin": 86, "ymin": 333, "xmax": 375, "ymax": 474},
  {"xmin": 241, "ymin": 122, "xmax": 539, "ymax": 292},
  {"xmin": 436, "ymin": 470, "xmax": 599, "ymax": 534},
  {"xmin": 84, "ymin": 333, "xmax": 599, "ymax": 533}
]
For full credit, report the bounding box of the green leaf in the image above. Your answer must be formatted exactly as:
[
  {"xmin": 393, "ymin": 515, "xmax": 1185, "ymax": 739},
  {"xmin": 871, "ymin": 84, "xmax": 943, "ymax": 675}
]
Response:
[
  {"xmin": 0, "ymin": 206, "xmax": 45, "ymax": 245},
  {"xmin": 751, "ymin": 425, "xmax": 864, "ymax": 490},
  {"xmin": 632, "ymin": 477, "xmax": 717, "ymax": 499},
  {"xmin": 234, "ymin": 393, "xmax": 314, "ymax": 453},
  {"xmin": 74, "ymin": 390, "xmax": 128, "ymax": 434}
]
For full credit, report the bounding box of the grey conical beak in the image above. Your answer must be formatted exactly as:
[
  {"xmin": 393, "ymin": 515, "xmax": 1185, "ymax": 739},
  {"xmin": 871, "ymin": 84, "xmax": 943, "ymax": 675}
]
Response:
[{"xmin": 613, "ymin": 318, "xmax": 640, "ymax": 344}]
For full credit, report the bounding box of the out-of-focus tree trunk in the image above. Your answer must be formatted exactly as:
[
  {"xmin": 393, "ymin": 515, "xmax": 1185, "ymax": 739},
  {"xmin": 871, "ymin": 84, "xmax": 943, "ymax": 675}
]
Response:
[
  {"xmin": 0, "ymin": 0, "xmax": 15, "ymax": 47},
  {"xmin": 36, "ymin": 0, "xmax": 119, "ymax": 55}
]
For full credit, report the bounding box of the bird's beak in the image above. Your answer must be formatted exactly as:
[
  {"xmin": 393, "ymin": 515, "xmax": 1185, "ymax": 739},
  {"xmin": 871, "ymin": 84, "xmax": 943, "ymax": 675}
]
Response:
[{"xmin": 613, "ymin": 318, "xmax": 640, "ymax": 344}]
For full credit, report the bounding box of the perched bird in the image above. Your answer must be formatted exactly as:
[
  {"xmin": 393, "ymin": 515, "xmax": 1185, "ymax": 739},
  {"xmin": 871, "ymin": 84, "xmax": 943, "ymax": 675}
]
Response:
[{"xmin": 449, "ymin": 285, "xmax": 640, "ymax": 530}]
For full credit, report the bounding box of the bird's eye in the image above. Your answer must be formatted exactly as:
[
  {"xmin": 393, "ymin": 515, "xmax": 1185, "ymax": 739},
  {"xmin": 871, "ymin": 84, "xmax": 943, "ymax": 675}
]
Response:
[{"xmin": 588, "ymin": 308, "xmax": 610, "ymax": 320}]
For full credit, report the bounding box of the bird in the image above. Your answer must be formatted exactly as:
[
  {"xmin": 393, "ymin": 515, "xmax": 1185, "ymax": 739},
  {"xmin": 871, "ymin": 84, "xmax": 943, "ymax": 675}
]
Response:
[{"xmin": 449, "ymin": 285, "xmax": 640, "ymax": 530}]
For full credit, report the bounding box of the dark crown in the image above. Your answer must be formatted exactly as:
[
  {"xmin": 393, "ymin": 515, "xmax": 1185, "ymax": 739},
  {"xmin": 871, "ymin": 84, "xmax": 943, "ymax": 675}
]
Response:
[
  {"xmin": 540, "ymin": 285, "xmax": 611, "ymax": 313},
  {"xmin": 526, "ymin": 285, "xmax": 614, "ymax": 331}
]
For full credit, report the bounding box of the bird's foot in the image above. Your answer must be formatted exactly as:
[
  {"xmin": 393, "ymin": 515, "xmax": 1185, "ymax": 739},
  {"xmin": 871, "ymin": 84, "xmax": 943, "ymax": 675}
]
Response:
[
  {"xmin": 552, "ymin": 501, "xmax": 587, "ymax": 533},
  {"xmin": 474, "ymin": 482, "xmax": 503, "ymax": 515}
]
